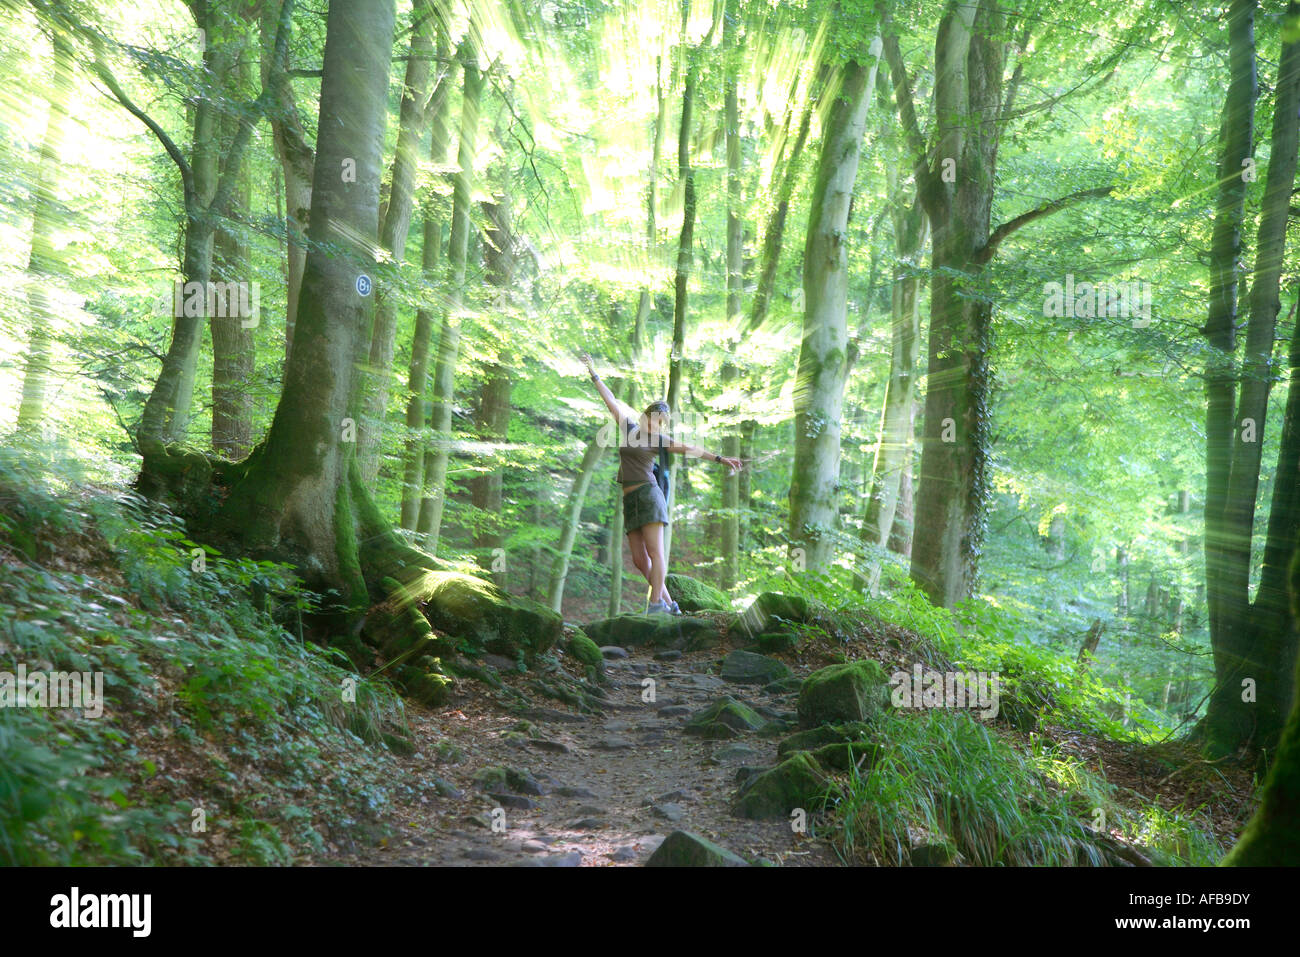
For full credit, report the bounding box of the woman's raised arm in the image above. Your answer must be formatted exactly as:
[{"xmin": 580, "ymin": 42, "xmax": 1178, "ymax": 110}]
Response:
[{"xmin": 581, "ymin": 352, "xmax": 639, "ymax": 422}]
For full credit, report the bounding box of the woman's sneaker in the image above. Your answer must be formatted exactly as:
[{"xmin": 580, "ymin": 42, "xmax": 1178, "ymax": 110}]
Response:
[
  {"xmin": 669, "ymin": 601, "xmax": 682, "ymax": 616},
  {"xmin": 645, "ymin": 600, "xmax": 671, "ymax": 615}
]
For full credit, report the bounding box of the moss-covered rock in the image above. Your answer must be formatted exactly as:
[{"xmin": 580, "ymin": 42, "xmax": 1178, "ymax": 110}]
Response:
[
  {"xmin": 739, "ymin": 591, "xmax": 819, "ymax": 636},
  {"xmin": 777, "ymin": 721, "xmax": 874, "ymax": 759},
  {"xmin": 735, "ymin": 752, "xmax": 832, "ymax": 820},
  {"xmin": 720, "ymin": 650, "xmax": 792, "ymax": 685},
  {"xmin": 796, "ymin": 660, "xmax": 888, "ymax": 729},
  {"xmin": 645, "ymin": 830, "xmax": 751, "ymax": 867},
  {"xmin": 754, "ymin": 624, "xmax": 802, "ymax": 654},
  {"xmin": 402, "ymin": 571, "xmax": 563, "ymax": 658},
  {"xmin": 665, "ymin": 573, "xmax": 729, "ymax": 612},
  {"xmin": 808, "ymin": 740, "xmax": 880, "ymax": 772},
  {"xmin": 566, "ymin": 629, "xmax": 604, "ymax": 668},
  {"xmin": 684, "ymin": 696, "xmax": 765, "ymax": 739},
  {"xmin": 582, "ymin": 613, "xmax": 728, "ymax": 651}
]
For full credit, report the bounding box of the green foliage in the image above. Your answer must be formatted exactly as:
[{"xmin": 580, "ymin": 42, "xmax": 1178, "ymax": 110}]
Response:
[
  {"xmin": 0, "ymin": 452, "xmax": 413, "ymax": 864},
  {"xmin": 827, "ymin": 710, "xmax": 1106, "ymax": 866}
]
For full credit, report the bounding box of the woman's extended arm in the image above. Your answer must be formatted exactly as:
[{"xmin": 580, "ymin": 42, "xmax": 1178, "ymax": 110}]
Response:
[{"xmin": 665, "ymin": 439, "xmax": 743, "ymax": 473}]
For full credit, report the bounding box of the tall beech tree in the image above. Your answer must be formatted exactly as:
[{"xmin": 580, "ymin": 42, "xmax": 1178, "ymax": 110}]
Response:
[
  {"xmin": 787, "ymin": 23, "xmax": 880, "ymax": 571},
  {"xmin": 883, "ymin": 0, "xmax": 1115, "ymax": 607},
  {"xmin": 357, "ymin": 0, "xmax": 439, "ymax": 484},
  {"xmin": 662, "ymin": 1, "xmax": 719, "ymax": 566},
  {"xmin": 418, "ymin": 38, "xmax": 483, "ymax": 551},
  {"xmin": 400, "ymin": 31, "xmax": 453, "ymax": 531},
  {"xmin": 14, "ymin": 30, "xmax": 73, "ymax": 437},
  {"xmin": 857, "ymin": 155, "xmax": 926, "ymax": 592},
  {"xmin": 258, "ymin": 0, "xmax": 314, "ymax": 359},
  {"xmin": 1197, "ymin": 0, "xmax": 1300, "ymax": 758},
  {"xmin": 210, "ymin": 12, "xmax": 257, "ymax": 457},
  {"xmin": 215, "ymin": 0, "xmax": 423, "ymax": 613}
]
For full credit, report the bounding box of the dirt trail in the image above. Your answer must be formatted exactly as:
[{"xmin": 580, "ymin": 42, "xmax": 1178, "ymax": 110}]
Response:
[{"xmin": 323, "ymin": 639, "xmax": 839, "ymax": 867}]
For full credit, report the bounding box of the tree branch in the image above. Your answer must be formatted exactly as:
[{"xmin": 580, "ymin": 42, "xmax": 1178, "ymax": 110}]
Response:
[
  {"xmin": 977, "ymin": 185, "xmax": 1115, "ymax": 265},
  {"xmin": 210, "ymin": 0, "xmax": 297, "ymax": 219},
  {"xmin": 881, "ymin": 28, "xmax": 935, "ymax": 205},
  {"xmin": 83, "ymin": 31, "xmax": 197, "ymax": 211}
]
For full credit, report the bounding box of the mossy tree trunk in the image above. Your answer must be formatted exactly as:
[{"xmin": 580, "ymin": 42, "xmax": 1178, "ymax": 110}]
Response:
[
  {"xmin": 217, "ymin": 0, "xmax": 404, "ymax": 618},
  {"xmin": 1224, "ymin": 534, "xmax": 1300, "ymax": 864}
]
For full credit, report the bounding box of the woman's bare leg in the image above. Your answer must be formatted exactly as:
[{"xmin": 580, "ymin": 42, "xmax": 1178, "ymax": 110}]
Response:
[
  {"xmin": 626, "ymin": 528, "xmax": 652, "ymax": 604},
  {"xmin": 643, "ymin": 522, "xmax": 670, "ymax": 605}
]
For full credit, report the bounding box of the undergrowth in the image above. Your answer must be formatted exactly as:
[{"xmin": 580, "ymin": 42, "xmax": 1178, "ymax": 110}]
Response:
[{"xmin": 0, "ymin": 447, "xmax": 419, "ymax": 865}]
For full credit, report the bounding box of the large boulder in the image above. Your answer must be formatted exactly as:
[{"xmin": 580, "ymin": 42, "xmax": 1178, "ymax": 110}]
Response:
[
  {"xmin": 412, "ymin": 571, "xmax": 563, "ymax": 657},
  {"xmin": 796, "ymin": 660, "xmax": 888, "ymax": 729},
  {"xmin": 735, "ymin": 752, "xmax": 832, "ymax": 820},
  {"xmin": 720, "ymin": 650, "xmax": 792, "ymax": 686},
  {"xmin": 665, "ymin": 573, "xmax": 730, "ymax": 612},
  {"xmin": 582, "ymin": 614, "xmax": 729, "ymax": 651},
  {"xmin": 645, "ymin": 830, "xmax": 750, "ymax": 867}
]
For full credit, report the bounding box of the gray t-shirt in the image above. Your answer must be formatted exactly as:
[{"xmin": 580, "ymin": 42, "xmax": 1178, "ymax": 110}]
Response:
[{"xmin": 616, "ymin": 416, "xmax": 669, "ymax": 486}]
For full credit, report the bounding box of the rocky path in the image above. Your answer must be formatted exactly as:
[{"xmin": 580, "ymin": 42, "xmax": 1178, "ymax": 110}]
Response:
[{"xmin": 325, "ymin": 636, "xmax": 841, "ymax": 867}]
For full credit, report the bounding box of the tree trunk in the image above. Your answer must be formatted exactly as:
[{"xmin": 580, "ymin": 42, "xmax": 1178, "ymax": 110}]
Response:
[
  {"xmin": 1204, "ymin": 0, "xmax": 1259, "ymax": 654},
  {"xmin": 471, "ymin": 199, "xmax": 518, "ymax": 585},
  {"xmin": 662, "ymin": 31, "xmax": 704, "ymax": 569},
  {"xmin": 211, "ymin": 26, "xmax": 256, "ymax": 457},
  {"xmin": 888, "ymin": 456, "xmax": 913, "ymax": 557},
  {"xmin": 259, "ymin": 0, "xmax": 313, "ymax": 361},
  {"xmin": 14, "ymin": 32, "xmax": 74, "ymax": 437},
  {"xmin": 130, "ymin": 0, "xmax": 296, "ymax": 460},
  {"xmin": 788, "ymin": 56, "xmax": 876, "ymax": 570},
  {"xmin": 358, "ymin": 0, "xmax": 437, "ymax": 483},
  {"xmin": 546, "ymin": 438, "xmax": 606, "ymax": 613},
  {"xmin": 1223, "ymin": 534, "xmax": 1300, "ymax": 864},
  {"xmin": 1117, "ymin": 546, "xmax": 1130, "ymax": 615},
  {"xmin": 886, "ymin": 2, "xmax": 1105, "ymax": 606},
  {"xmin": 418, "ymin": 42, "xmax": 482, "ymax": 551},
  {"xmin": 719, "ymin": 6, "xmax": 743, "ymax": 590},
  {"xmin": 219, "ymin": 0, "xmax": 398, "ymax": 605},
  {"xmin": 858, "ymin": 183, "xmax": 926, "ymax": 591},
  {"xmin": 400, "ymin": 31, "xmax": 452, "ymax": 530},
  {"xmin": 1199, "ymin": 0, "xmax": 1300, "ymax": 757},
  {"xmin": 898, "ymin": 0, "xmax": 1001, "ymax": 606}
]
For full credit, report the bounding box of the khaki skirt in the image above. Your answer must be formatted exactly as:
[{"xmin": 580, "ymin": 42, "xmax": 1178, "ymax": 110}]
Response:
[{"xmin": 623, "ymin": 481, "xmax": 670, "ymax": 532}]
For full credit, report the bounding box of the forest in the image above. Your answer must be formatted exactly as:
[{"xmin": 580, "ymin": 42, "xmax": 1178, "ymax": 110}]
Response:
[{"xmin": 0, "ymin": 0, "xmax": 1297, "ymax": 876}]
